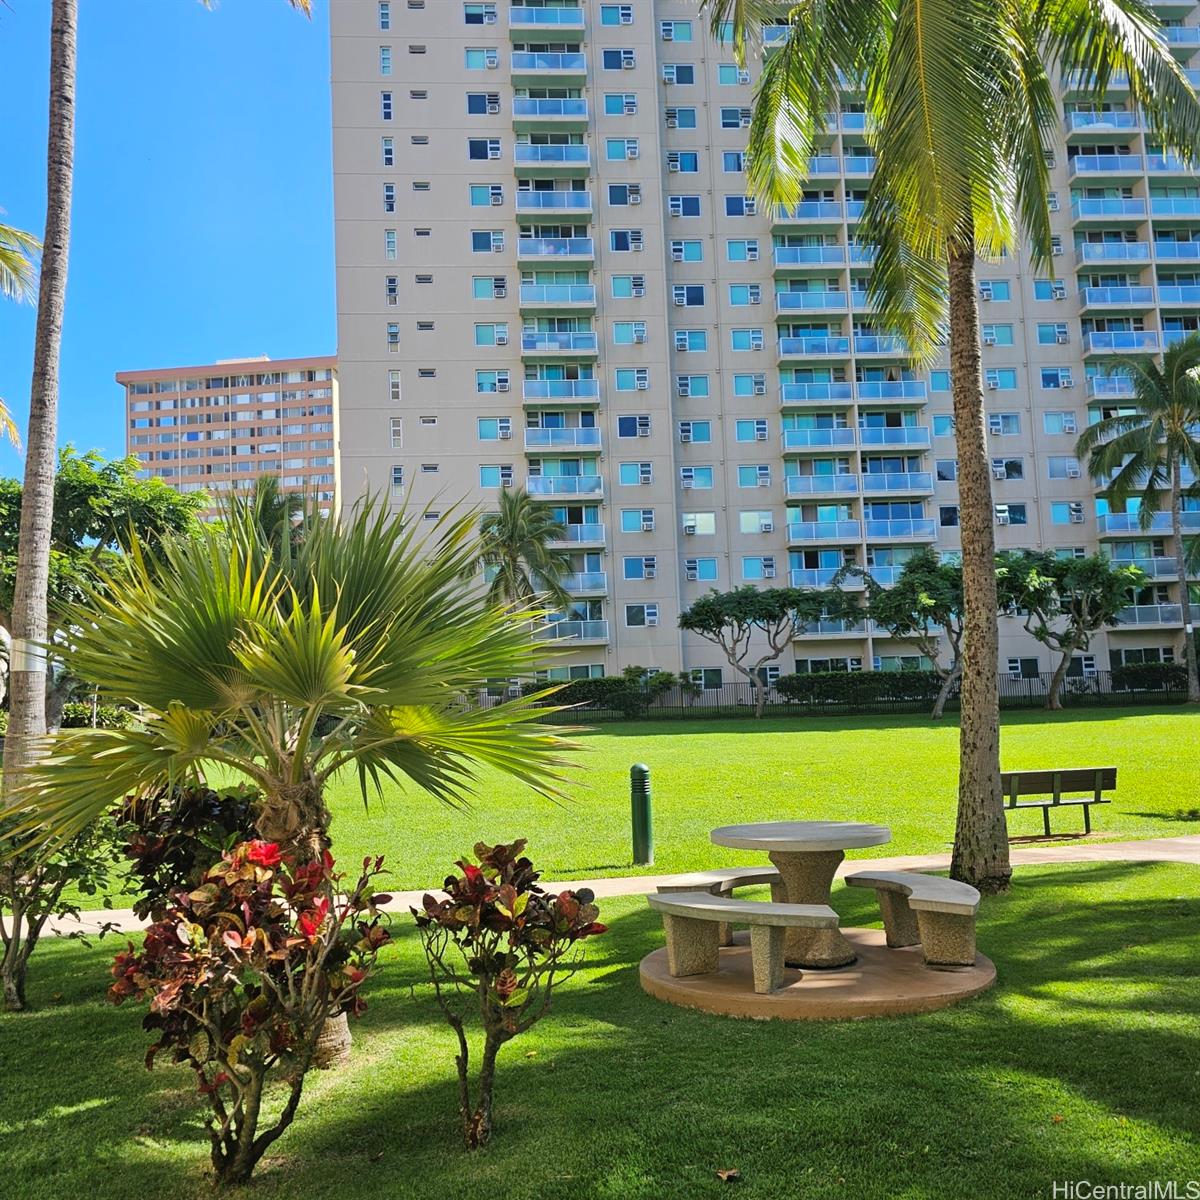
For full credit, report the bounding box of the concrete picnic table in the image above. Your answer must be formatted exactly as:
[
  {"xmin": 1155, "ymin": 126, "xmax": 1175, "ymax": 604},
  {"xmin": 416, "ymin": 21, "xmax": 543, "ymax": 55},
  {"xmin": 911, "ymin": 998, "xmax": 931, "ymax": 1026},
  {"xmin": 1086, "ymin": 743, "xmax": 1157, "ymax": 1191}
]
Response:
[{"xmin": 710, "ymin": 820, "xmax": 892, "ymax": 968}]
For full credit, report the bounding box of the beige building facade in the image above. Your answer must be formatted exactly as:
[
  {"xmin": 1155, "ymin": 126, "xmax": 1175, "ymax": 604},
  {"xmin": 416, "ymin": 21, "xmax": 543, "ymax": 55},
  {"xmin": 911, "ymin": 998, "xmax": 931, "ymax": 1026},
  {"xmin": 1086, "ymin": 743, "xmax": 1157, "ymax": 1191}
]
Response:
[
  {"xmin": 331, "ymin": 0, "xmax": 1199, "ymax": 686},
  {"xmin": 119, "ymin": 355, "xmax": 339, "ymax": 517}
]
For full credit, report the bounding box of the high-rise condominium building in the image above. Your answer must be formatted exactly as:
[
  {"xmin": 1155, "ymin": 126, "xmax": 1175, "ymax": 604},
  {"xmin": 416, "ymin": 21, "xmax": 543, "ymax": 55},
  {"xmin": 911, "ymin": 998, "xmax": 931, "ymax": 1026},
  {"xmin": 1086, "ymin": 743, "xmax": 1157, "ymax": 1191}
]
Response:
[
  {"xmin": 331, "ymin": 0, "xmax": 1199, "ymax": 687},
  {"xmin": 119, "ymin": 355, "xmax": 340, "ymax": 516}
]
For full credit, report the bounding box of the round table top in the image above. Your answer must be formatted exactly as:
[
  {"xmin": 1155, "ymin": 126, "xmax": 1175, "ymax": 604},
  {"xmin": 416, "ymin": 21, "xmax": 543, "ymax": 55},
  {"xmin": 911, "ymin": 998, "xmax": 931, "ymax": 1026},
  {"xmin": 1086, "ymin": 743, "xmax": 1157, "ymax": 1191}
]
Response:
[{"xmin": 710, "ymin": 820, "xmax": 892, "ymax": 853}]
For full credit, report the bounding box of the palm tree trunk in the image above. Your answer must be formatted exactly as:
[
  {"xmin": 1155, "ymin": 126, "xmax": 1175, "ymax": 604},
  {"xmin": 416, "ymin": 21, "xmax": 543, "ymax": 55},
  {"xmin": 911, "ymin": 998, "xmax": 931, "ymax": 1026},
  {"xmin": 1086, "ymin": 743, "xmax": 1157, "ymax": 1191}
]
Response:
[
  {"xmin": 1171, "ymin": 458, "xmax": 1200, "ymax": 703},
  {"xmin": 944, "ymin": 234, "xmax": 1011, "ymax": 894},
  {"xmin": 2, "ymin": 0, "xmax": 77, "ymax": 797}
]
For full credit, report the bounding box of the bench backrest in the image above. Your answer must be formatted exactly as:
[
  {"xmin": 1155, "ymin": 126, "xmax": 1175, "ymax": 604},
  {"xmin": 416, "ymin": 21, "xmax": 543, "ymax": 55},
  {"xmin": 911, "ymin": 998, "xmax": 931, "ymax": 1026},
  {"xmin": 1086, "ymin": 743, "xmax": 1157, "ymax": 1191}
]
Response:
[{"xmin": 1001, "ymin": 767, "xmax": 1117, "ymax": 807}]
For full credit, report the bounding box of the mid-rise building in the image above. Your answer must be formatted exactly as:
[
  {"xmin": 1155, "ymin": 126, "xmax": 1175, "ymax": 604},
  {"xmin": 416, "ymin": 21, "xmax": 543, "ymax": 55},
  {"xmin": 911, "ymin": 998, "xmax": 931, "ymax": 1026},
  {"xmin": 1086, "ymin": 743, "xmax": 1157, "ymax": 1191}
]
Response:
[
  {"xmin": 330, "ymin": 0, "xmax": 1198, "ymax": 686},
  {"xmin": 119, "ymin": 354, "xmax": 339, "ymax": 515}
]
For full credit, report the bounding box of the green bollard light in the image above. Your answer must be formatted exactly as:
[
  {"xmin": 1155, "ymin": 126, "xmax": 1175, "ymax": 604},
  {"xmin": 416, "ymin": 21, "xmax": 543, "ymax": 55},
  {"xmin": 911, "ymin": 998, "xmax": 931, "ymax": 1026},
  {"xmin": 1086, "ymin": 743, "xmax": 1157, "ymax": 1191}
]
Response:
[{"xmin": 630, "ymin": 762, "xmax": 653, "ymax": 865}]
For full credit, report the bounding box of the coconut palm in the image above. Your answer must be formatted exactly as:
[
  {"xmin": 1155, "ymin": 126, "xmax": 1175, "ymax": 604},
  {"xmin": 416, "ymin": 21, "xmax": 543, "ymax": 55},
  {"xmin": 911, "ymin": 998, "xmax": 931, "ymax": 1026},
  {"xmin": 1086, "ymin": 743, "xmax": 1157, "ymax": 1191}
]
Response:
[
  {"xmin": 0, "ymin": 221, "xmax": 39, "ymax": 303},
  {"xmin": 226, "ymin": 473, "xmax": 308, "ymax": 565},
  {"xmin": 1076, "ymin": 332, "xmax": 1200, "ymax": 703},
  {"xmin": 474, "ymin": 487, "xmax": 575, "ymax": 613},
  {"xmin": 706, "ymin": 0, "xmax": 1200, "ymax": 891}
]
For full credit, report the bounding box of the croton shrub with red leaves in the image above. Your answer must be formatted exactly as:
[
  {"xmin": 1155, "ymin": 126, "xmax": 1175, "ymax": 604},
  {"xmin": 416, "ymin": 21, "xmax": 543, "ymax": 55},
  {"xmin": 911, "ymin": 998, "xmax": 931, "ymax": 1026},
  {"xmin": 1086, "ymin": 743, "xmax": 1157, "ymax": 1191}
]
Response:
[
  {"xmin": 413, "ymin": 839, "xmax": 605, "ymax": 1149},
  {"xmin": 110, "ymin": 841, "xmax": 391, "ymax": 1187}
]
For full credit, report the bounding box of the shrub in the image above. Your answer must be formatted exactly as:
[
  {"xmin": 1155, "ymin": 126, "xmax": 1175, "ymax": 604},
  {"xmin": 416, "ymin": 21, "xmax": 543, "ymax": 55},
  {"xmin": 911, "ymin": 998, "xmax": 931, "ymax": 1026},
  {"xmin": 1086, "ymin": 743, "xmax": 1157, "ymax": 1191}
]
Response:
[
  {"xmin": 109, "ymin": 842, "xmax": 390, "ymax": 1187},
  {"xmin": 413, "ymin": 840, "xmax": 605, "ymax": 1149},
  {"xmin": 776, "ymin": 670, "xmax": 945, "ymax": 706},
  {"xmin": 59, "ymin": 702, "xmax": 134, "ymax": 729},
  {"xmin": 1110, "ymin": 662, "xmax": 1188, "ymax": 692},
  {"xmin": 116, "ymin": 785, "xmax": 261, "ymax": 920}
]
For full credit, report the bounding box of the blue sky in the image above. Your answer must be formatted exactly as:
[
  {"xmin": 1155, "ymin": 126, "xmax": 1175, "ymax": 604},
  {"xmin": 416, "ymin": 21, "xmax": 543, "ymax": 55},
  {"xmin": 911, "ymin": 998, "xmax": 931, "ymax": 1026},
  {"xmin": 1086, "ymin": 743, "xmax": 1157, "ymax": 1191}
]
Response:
[{"xmin": 0, "ymin": 0, "xmax": 334, "ymax": 473}]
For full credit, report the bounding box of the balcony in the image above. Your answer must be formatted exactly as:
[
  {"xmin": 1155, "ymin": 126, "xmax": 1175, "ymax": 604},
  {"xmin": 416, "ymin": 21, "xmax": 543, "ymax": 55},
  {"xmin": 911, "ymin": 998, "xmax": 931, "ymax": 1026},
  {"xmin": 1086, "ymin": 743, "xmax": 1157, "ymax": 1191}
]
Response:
[
  {"xmin": 1070, "ymin": 197, "xmax": 1147, "ymax": 221},
  {"xmin": 527, "ymin": 474, "xmax": 603, "ymax": 497},
  {"xmin": 549, "ymin": 522, "xmax": 606, "ymax": 545},
  {"xmin": 1086, "ymin": 375, "xmax": 1135, "ymax": 398},
  {"xmin": 522, "ymin": 378, "xmax": 599, "ymax": 402},
  {"xmin": 845, "ymin": 200, "xmax": 865, "ymax": 222},
  {"xmin": 1154, "ymin": 240, "xmax": 1200, "ymax": 260},
  {"xmin": 785, "ymin": 474, "xmax": 860, "ymax": 497},
  {"xmin": 560, "ymin": 571, "xmax": 607, "ymax": 594},
  {"xmin": 864, "ymin": 518, "xmax": 938, "ymax": 540},
  {"xmin": 513, "ymin": 144, "xmax": 590, "ymax": 172},
  {"xmin": 1079, "ymin": 286, "xmax": 1156, "ymax": 309},
  {"xmin": 517, "ymin": 236, "xmax": 594, "ymax": 262},
  {"xmin": 519, "ymin": 283, "xmax": 596, "ymax": 309},
  {"xmin": 790, "ymin": 567, "xmax": 850, "ymax": 587},
  {"xmin": 1158, "ymin": 285, "xmax": 1200, "ymax": 306},
  {"xmin": 514, "ymin": 189, "xmax": 592, "ymax": 214},
  {"xmin": 1164, "ymin": 328, "xmax": 1200, "ymax": 347},
  {"xmin": 849, "ymin": 244, "xmax": 878, "ymax": 264},
  {"xmin": 1064, "ymin": 111, "xmax": 1142, "ymax": 135},
  {"xmin": 773, "ymin": 245, "xmax": 847, "ymax": 268},
  {"xmin": 1097, "ymin": 512, "xmax": 1178, "ymax": 535},
  {"xmin": 511, "ymin": 98, "xmax": 588, "ymax": 126},
  {"xmin": 854, "ymin": 334, "xmax": 909, "ymax": 356},
  {"xmin": 780, "ymin": 381, "xmax": 854, "ymax": 404},
  {"xmin": 778, "ymin": 336, "xmax": 852, "ymax": 358},
  {"xmin": 1115, "ymin": 603, "xmax": 1184, "ymax": 625},
  {"xmin": 787, "ymin": 519, "xmax": 862, "ymax": 542},
  {"xmin": 1063, "ymin": 70, "xmax": 1130, "ymax": 93},
  {"xmin": 521, "ymin": 331, "xmax": 598, "ymax": 355},
  {"xmin": 510, "ymin": 51, "xmax": 587, "ymax": 81},
  {"xmin": 843, "ymin": 155, "xmax": 877, "ymax": 176},
  {"xmin": 858, "ymin": 426, "xmax": 931, "ymax": 448},
  {"xmin": 1109, "ymin": 556, "xmax": 1178, "ymax": 578},
  {"xmin": 866, "ymin": 565, "xmax": 901, "ymax": 585},
  {"xmin": 533, "ymin": 619, "xmax": 609, "ymax": 643},
  {"xmin": 774, "ymin": 201, "xmax": 844, "ymax": 224},
  {"xmin": 1068, "ymin": 154, "xmax": 1144, "ymax": 178},
  {"xmin": 794, "ymin": 617, "xmax": 867, "ymax": 637},
  {"xmin": 806, "ymin": 155, "xmax": 842, "ymax": 175},
  {"xmin": 1151, "ymin": 196, "xmax": 1200, "ymax": 217},
  {"xmin": 775, "ymin": 290, "xmax": 849, "ymax": 314},
  {"xmin": 1148, "ymin": 152, "xmax": 1192, "ymax": 174},
  {"xmin": 1160, "ymin": 26, "xmax": 1200, "ymax": 49},
  {"xmin": 782, "ymin": 427, "xmax": 856, "ymax": 449},
  {"xmin": 1076, "ymin": 241, "xmax": 1150, "ymax": 264},
  {"xmin": 862, "ymin": 471, "xmax": 934, "ymax": 494},
  {"xmin": 509, "ymin": 5, "xmax": 585, "ymax": 33},
  {"xmin": 857, "ymin": 381, "xmax": 928, "ymax": 401},
  {"xmin": 1083, "ymin": 331, "xmax": 1160, "ymax": 354},
  {"xmin": 524, "ymin": 427, "xmax": 601, "ymax": 449}
]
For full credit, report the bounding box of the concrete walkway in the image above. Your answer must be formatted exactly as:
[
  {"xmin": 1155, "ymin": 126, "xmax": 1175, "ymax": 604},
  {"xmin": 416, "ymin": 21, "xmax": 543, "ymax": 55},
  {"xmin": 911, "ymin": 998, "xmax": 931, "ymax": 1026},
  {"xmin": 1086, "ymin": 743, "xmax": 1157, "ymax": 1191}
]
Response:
[{"xmin": 49, "ymin": 833, "xmax": 1200, "ymax": 938}]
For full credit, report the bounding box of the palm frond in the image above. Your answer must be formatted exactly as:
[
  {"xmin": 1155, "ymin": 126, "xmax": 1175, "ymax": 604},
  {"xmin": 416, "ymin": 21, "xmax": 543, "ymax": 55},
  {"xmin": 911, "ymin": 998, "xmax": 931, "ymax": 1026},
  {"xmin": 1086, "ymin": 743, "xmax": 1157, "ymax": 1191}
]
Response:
[{"xmin": 0, "ymin": 221, "xmax": 39, "ymax": 303}]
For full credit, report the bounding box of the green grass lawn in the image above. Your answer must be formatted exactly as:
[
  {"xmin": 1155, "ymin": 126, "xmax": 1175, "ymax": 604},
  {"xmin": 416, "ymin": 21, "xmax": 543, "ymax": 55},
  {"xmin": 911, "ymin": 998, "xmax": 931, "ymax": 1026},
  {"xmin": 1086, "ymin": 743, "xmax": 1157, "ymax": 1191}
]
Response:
[
  {"xmin": 3, "ymin": 860, "xmax": 1197, "ymax": 1200},
  {"xmin": 319, "ymin": 706, "xmax": 1200, "ymax": 891}
]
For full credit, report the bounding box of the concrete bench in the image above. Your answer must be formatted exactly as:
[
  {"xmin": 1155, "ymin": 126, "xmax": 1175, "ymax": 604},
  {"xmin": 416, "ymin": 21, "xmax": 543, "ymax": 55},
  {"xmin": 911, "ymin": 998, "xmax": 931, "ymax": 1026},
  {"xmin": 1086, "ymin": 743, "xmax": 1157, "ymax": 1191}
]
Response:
[
  {"xmin": 647, "ymin": 891, "xmax": 838, "ymax": 994},
  {"xmin": 656, "ymin": 867, "xmax": 784, "ymax": 946},
  {"xmin": 844, "ymin": 870, "xmax": 980, "ymax": 967},
  {"xmin": 1002, "ymin": 767, "xmax": 1115, "ymax": 837}
]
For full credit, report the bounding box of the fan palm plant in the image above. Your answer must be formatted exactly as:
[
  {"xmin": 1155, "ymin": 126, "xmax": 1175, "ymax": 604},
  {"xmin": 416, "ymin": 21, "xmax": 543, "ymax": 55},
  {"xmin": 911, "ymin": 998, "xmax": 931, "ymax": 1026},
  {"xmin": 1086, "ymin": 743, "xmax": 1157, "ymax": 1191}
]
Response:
[
  {"xmin": 474, "ymin": 487, "xmax": 575, "ymax": 613},
  {"xmin": 706, "ymin": 0, "xmax": 1200, "ymax": 890},
  {"xmin": 1076, "ymin": 332, "xmax": 1200, "ymax": 703}
]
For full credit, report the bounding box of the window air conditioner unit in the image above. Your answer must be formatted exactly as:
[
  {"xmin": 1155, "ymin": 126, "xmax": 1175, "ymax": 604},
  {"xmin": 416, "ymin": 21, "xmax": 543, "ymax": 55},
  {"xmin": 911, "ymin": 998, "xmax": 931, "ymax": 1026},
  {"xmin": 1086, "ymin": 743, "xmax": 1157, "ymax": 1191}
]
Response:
[
  {"xmin": 760, "ymin": 521, "xmax": 774, "ymax": 533},
  {"xmin": 1066, "ymin": 464, "xmax": 1081, "ymax": 478},
  {"xmin": 637, "ymin": 426, "xmax": 650, "ymax": 437},
  {"xmin": 485, "ymin": 53, "xmax": 499, "ymax": 68},
  {"xmin": 622, "ymin": 57, "xmax": 635, "ymax": 68},
  {"xmin": 753, "ymin": 381, "xmax": 766, "ymax": 395},
  {"xmin": 641, "ymin": 518, "xmax": 655, "ymax": 531},
  {"xmin": 992, "ymin": 466, "xmax": 1007, "ymax": 479},
  {"xmin": 750, "ymin": 293, "xmax": 761, "ymax": 304},
  {"xmin": 662, "ymin": 27, "xmax": 674, "ymax": 41},
  {"xmin": 666, "ymin": 117, "xmax": 678, "ymax": 128},
  {"xmin": 1052, "ymin": 285, "xmax": 1066, "ymax": 299},
  {"xmin": 497, "ymin": 380, "xmax": 510, "ymax": 392},
  {"xmin": 629, "ymin": 192, "xmax": 642, "ymax": 204},
  {"xmin": 681, "ymin": 478, "xmax": 694, "ymax": 488},
  {"xmin": 635, "ymin": 378, "xmax": 649, "ymax": 390},
  {"xmin": 676, "ymin": 382, "xmax": 690, "ymax": 397},
  {"xmin": 686, "ymin": 569, "xmax": 699, "ymax": 581},
  {"xmin": 631, "ymin": 240, "xmax": 644, "ymax": 251},
  {"xmin": 495, "ymin": 332, "xmax": 508, "ymax": 345},
  {"xmin": 987, "ymin": 380, "xmax": 1000, "ymax": 390},
  {"xmin": 668, "ymin": 162, "xmax": 681, "ymax": 173},
  {"xmin": 1056, "ymin": 332, "xmax": 1069, "ymax": 344},
  {"xmin": 623, "ymin": 102, "xmax": 637, "ymax": 115},
  {"xmin": 684, "ymin": 522, "xmax": 697, "ymax": 534},
  {"xmin": 996, "ymin": 513, "xmax": 1010, "ymax": 525},
  {"xmin": 680, "ymin": 429, "xmax": 692, "ymax": 443},
  {"xmin": 627, "ymin": 147, "xmax": 640, "ymax": 160},
  {"xmin": 763, "ymin": 566, "xmax": 777, "ymax": 578},
  {"xmin": 633, "ymin": 331, "xmax": 646, "ymax": 343},
  {"xmin": 645, "ymin": 566, "xmax": 657, "ymax": 578},
  {"xmin": 674, "ymin": 295, "xmax": 686, "ymax": 305},
  {"xmin": 1070, "ymin": 512, "xmax": 1086, "ymax": 523},
  {"xmin": 755, "ymin": 430, "xmax": 768, "ymax": 441},
  {"xmin": 487, "ymin": 102, "xmax": 500, "ymax": 114},
  {"xmin": 632, "ymin": 286, "xmax": 645, "ymax": 298},
  {"xmin": 483, "ymin": 11, "xmax": 497, "ymax": 23},
  {"xmin": 983, "ymin": 334, "xmax": 997, "ymax": 346},
  {"xmin": 646, "ymin": 614, "xmax": 659, "ymax": 626},
  {"xmin": 737, "ymin": 70, "xmax": 751, "ymax": 84},
  {"xmin": 671, "ymin": 249, "xmax": 684, "ymax": 261},
  {"xmin": 1061, "ymin": 376, "xmax": 1075, "ymax": 388},
  {"xmin": 494, "ymin": 284, "xmax": 507, "ymax": 297},
  {"xmin": 746, "ymin": 247, "xmax": 760, "ymax": 261},
  {"xmin": 498, "ymin": 428, "xmax": 512, "ymax": 439}
]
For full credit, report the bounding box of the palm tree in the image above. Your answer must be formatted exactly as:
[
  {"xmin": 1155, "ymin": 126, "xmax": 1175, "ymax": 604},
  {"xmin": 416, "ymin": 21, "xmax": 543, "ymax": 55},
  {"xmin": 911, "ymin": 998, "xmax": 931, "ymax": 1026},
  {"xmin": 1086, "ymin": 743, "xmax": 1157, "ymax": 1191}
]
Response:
[
  {"xmin": 707, "ymin": 0, "xmax": 1200, "ymax": 892},
  {"xmin": 1076, "ymin": 333, "xmax": 1200, "ymax": 703},
  {"xmin": 474, "ymin": 487, "xmax": 575, "ymax": 613},
  {"xmin": 226, "ymin": 473, "xmax": 307, "ymax": 565},
  {"xmin": 0, "ymin": 220, "xmax": 39, "ymax": 302}
]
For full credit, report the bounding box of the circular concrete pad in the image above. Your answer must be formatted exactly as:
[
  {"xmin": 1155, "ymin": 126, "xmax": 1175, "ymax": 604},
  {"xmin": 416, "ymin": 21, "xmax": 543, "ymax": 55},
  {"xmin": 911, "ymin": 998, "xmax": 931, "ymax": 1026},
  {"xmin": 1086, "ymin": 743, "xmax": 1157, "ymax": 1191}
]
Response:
[{"xmin": 640, "ymin": 927, "xmax": 996, "ymax": 1020}]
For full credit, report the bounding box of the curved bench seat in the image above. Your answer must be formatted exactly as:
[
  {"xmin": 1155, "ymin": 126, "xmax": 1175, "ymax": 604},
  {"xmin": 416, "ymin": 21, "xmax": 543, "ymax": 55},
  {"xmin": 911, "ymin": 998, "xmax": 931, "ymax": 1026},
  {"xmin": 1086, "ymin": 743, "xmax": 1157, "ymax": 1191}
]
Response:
[
  {"xmin": 844, "ymin": 871, "xmax": 980, "ymax": 967},
  {"xmin": 647, "ymin": 891, "xmax": 837, "ymax": 994}
]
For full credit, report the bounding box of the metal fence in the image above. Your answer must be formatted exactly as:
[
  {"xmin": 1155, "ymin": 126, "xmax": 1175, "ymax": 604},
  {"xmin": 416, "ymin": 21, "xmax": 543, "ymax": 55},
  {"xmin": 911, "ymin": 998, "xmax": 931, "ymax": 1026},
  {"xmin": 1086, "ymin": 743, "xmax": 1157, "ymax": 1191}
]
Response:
[{"xmin": 487, "ymin": 670, "xmax": 1189, "ymax": 723}]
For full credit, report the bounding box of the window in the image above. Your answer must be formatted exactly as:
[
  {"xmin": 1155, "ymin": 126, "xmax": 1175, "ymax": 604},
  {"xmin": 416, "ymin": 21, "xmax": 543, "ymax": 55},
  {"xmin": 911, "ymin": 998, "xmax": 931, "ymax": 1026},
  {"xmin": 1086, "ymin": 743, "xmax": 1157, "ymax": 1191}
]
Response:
[
  {"xmin": 411, "ymin": 181, "xmax": 430, "ymax": 192},
  {"xmin": 386, "ymin": 323, "xmax": 400, "ymax": 351},
  {"xmin": 385, "ymin": 276, "xmax": 399, "ymax": 305},
  {"xmin": 611, "ymin": 274, "xmax": 646, "ymax": 299},
  {"xmin": 1047, "ymin": 456, "xmax": 1082, "ymax": 480},
  {"xmin": 665, "ymin": 106, "xmax": 697, "ymax": 128},
  {"xmin": 613, "ymin": 321, "xmax": 647, "ymax": 345},
  {"xmin": 604, "ymin": 93, "xmax": 637, "ymax": 115},
  {"xmin": 682, "ymin": 512, "xmax": 717, "ymax": 535},
  {"xmin": 471, "ymin": 229, "xmax": 504, "ymax": 253},
  {"xmin": 987, "ymin": 412, "xmax": 1021, "ymax": 435},
  {"xmin": 608, "ymin": 183, "xmax": 642, "ymax": 206},
  {"xmin": 723, "ymin": 151, "xmax": 748, "ymax": 173},
  {"xmin": 719, "ymin": 107, "xmax": 753, "ymax": 129},
  {"xmin": 602, "ymin": 48, "xmax": 637, "ymax": 70},
  {"xmin": 469, "ymin": 183, "xmax": 504, "ymax": 206},
  {"xmin": 1043, "ymin": 411, "xmax": 1078, "ymax": 435},
  {"xmin": 939, "ymin": 506, "xmax": 960, "ymax": 527},
  {"xmin": 474, "ymin": 323, "xmax": 508, "ymax": 346},
  {"xmin": 690, "ymin": 667, "xmax": 723, "ymax": 690},
  {"xmin": 472, "ymin": 275, "xmax": 506, "ymax": 299},
  {"xmin": 934, "ymin": 459, "xmax": 958, "ymax": 482},
  {"xmin": 984, "ymin": 368, "xmax": 1018, "ymax": 391},
  {"xmin": 383, "ymin": 183, "xmax": 396, "ymax": 213},
  {"xmin": 381, "ymin": 91, "xmax": 393, "ymax": 120},
  {"xmin": 717, "ymin": 64, "xmax": 750, "ymax": 85},
  {"xmin": 1067, "ymin": 654, "xmax": 1098, "ymax": 678},
  {"xmin": 994, "ymin": 502, "xmax": 1028, "ymax": 525},
  {"xmin": 1037, "ymin": 322, "xmax": 1071, "ymax": 346},
  {"xmin": 610, "ymin": 229, "xmax": 644, "ymax": 252},
  {"xmin": 477, "ymin": 416, "xmax": 512, "ymax": 441},
  {"xmin": 742, "ymin": 556, "xmax": 777, "ymax": 581},
  {"xmin": 661, "ymin": 19, "xmax": 692, "ymax": 40},
  {"xmin": 929, "ymin": 370, "xmax": 950, "ymax": 393},
  {"xmin": 606, "ymin": 137, "xmax": 639, "ymax": 161},
  {"xmin": 671, "ymin": 284, "xmax": 706, "ymax": 307},
  {"xmin": 668, "ymin": 195, "xmax": 702, "ymax": 218},
  {"xmin": 380, "ymin": 45, "xmax": 393, "ymax": 75},
  {"xmin": 666, "ymin": 151, "xmax": 699, "ymax": 173},
  {"xmin": 1033, "ymin": 278, "xmax": 1066, "ymax": 301},
  {"xmin": 990, "ymin": 456, "xmax": 1024, "ymax": 480},
  {"xmin": 619, "ymin": 461, "xmax": 653, "ymax": 485},
  {"xmin": 669, "ymin": 239, "xmax": 703, "ymax": 262},
  {"xmin": 388, "ymin": 370, "xmax": 401, "ymax": 401},
  {"xmin": 384, "ymin": 229, "xmax": 397, "ymax": 259},
  {"xmin": 463, "ymin": 2, "xmax": 496, "ymax": 23},
  {"xmin": 623, "ymin": 556, "xmax": 657, "ymax": 580},
  {"xmin": 615, "ymin": 367, "xmax": 650, "ymax": 391},
  {"xmin": 621, "ymin": 508, "xmax": 655, "ymax": 532},
  {"xmin": 933, "ymin": 414, "xmax": 956, "ymax": 437},
  {"xmin": 724, "ymin": 195, "xmax": 758, "ymax": 217},
  {"xmin": 737, "ymin": 464, "xmax": 771, "ymax": 487},
  {"xmin": 382, "ymin": 136, "xmax": 395, "ymax": 166},
  {"xmin": 467, "ymin": 92, "xmax": 500, "ymax": 115},
  {"xmin": 662, "ymin": 63, "xmax": 695, "ymax": 84},
  {"xmin": 1040, "ymin": 367, "xmax": 1074, "ymax": 389},
  {"xmin": 735, "ymin": 418, "xmax": 769, "ymax": 442},
  {"xmin": 981, "ymin": 323, "xmax": 1014, "ymax": 347},
  {"xmin": 479, "ymin": 464, "xmax": 513, "ymax": 487},
  {"xmin": 1051, "ymin": 501, "xmax": 1087, "ymax": 524},
  {"xmin": 600, "ymin": 4, "xmax": 634, "ymax": 25},
  {"xmin": 625, "ymin": 604, "xmax": 660, "ymax": 628},
  {"xmin": 1006, "ymin": 657, "xmax": 1041, "ymax": 679},
  {"xmin": 727, "ymin": 239, "xmax": 760, "ymax": 262},
  {"xmin": 673, "ymin": 330, "xmax": 707, "ymax": 352},
  {"xmin": 731, "ymin": 328, "xmax": 765, "ymax": 351},
  {"xmin": 475, "ymin": 369, "xmax": 510, "ymax": 392},
  {"xmin": 464, "ymin": 47, "xmax": 499, "ymax": 70},
  {"xmin": 732, "ymin": 373, "xmax": 767, "ymax": 397},
  {"xmin": 617, "ymin": 414, "xmax": 652, "ymax": 438},
  {"xmin": 678, "ymin": 419, "xmax": 712, "ymax": 443},
  {"xmin": 389, "ymin": 465, "xmax": 404, "ymax": 496},
  {"xmin": 468, "ymin": 137, "xmax": 501, "ymax": 160},
  {"xmin": 675, "ymin": 374, "xmax": 710, "ymax": 398},
  {"xmin": 680, "ymin": 466, "xmax": 714, "ymax": 489},
  {"xmin": 978, "ymin": 279, "xmax": 1011, "ymax": 301},
  {"xmin": 684, "ymin": 557, "xmax": 719, "ymax": 582},
  {"xmin": 729, "ymin": 284, "xmax": 762, "ymax": 306},
  {"xmin": 379, "ymin": 1, "xmax": 391, "ymax": 29}
]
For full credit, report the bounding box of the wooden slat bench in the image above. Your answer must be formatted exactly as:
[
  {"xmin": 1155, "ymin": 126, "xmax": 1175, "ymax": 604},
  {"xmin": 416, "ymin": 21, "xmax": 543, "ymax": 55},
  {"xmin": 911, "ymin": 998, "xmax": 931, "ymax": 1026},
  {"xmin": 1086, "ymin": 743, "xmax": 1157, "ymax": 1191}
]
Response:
[
  {"xmin": 844, "ymin": 870, "xmax": 980, "ymax": 967},
  {"xmin": 656, "ymin": 867, "xmax": 784, "ymax": 946},
  {"xmin": 647, "ymin": 892, "xmax": 838, "ymax": 994},
  {"xmin": 1001, "ymin": 767, "xmax": 1116, "ymax": 837}
]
